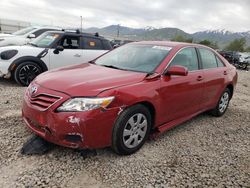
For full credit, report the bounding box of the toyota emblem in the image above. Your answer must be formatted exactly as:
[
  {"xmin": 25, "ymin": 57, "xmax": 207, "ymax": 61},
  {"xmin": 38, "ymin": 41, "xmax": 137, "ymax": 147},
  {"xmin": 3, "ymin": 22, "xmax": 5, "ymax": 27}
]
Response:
[{"xmin": 30, "ymin": 85, "xmax": 38, "ymax": 95}]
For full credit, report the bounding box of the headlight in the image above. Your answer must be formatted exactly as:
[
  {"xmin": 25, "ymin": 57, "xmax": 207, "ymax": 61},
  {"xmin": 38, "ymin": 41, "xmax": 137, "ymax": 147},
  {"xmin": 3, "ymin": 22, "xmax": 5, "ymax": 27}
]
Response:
[
  {"xmin": 0, "ymin": 50, "xmax": 18, "ymax": 60},
  {"xmin": 57, "ymin": 97, "xmax": 115, "ymax": 112}
]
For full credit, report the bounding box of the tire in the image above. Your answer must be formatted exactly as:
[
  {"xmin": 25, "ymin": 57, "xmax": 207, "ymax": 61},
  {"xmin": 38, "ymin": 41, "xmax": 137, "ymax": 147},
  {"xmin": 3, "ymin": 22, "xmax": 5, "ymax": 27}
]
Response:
[
  {"xmin": 14, "ymin": 62, "xmax": 42, "ymax": 86},
  {"xmin": 112, "ymin": 104, "xmax": 152, "ymax": 155},
  {"xmin": 210, "ymin": 88, "xmax": 231, "ymax": 117}
]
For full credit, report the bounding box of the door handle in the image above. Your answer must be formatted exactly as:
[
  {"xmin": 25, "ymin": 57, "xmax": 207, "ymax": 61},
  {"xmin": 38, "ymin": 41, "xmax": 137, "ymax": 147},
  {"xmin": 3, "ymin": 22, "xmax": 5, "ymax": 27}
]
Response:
[
  {"xmin": 224, "ymin": 71, "xmax": 227, "ymax": 75},
  {"xmin": 74, "ymin": 54, "xmax": 81, "ymax": 57},
  {"xmin": 197, "ymin": 76, "xmax": 203, "ymax": 81}
]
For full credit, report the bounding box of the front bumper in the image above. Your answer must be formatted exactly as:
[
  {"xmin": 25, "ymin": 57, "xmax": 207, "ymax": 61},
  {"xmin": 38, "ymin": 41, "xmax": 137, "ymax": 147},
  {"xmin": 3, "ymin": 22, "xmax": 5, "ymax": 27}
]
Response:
[
  {"xmin": 0, "ymin": 60, "xmax": 11, "ymax": 78},
  {"xmin": 22, "ymin": 87, "xmax": 120, "ymax": 149}
]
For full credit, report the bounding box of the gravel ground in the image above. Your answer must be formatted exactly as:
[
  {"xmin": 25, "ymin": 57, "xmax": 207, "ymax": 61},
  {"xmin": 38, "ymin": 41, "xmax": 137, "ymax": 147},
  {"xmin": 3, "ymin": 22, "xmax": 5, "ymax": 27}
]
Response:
[{"xmin": 0, "ymin": 71, "xmax": 249, "ymax": 188}]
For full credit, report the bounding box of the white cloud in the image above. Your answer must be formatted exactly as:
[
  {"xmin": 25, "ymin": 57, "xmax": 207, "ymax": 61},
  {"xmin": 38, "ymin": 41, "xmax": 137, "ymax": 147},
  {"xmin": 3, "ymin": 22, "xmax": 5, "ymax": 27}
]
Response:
[{"xmin": 0, "ymin": 0, "xmax": 249, "ymax": 33}]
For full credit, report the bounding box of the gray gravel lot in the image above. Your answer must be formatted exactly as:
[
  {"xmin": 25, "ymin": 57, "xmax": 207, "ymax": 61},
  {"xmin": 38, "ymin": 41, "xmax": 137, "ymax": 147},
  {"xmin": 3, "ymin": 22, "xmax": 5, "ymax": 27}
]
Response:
[{"xmin": 0, "ymin": 71, "xmax": 249, "ymax": 188}]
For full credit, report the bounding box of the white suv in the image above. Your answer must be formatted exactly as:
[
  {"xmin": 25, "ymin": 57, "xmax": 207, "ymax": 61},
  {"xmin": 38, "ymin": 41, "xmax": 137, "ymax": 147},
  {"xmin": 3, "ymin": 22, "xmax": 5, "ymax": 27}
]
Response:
[
  {"xmin": 0, "ymin": 26, "xmax": 60, "ymax": 47},
  {"xmin": 0, "ymin": 30, "xmax": 112, "ymax": 86}
]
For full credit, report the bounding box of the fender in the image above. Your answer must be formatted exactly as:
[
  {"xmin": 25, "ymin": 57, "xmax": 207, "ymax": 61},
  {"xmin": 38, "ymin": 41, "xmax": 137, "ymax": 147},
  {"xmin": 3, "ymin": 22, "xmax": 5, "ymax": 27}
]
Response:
[{"xmin": 8, "ymin": 56, "xmax": 48, "ymax": 72}]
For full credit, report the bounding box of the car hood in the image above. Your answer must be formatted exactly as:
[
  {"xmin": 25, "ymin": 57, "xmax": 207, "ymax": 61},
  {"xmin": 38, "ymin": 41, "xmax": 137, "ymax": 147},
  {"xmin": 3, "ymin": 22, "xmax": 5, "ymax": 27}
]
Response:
[
  {"xmin": 35, "ymin": 63, "xmax": 147, "ymax": 96},
  {"xmin": 0, "ymin": 33, "xmax": 14, "ymax": 38},
  {"xmin": 0, "ymin": 45, "xmax": 43, "ymax": 54}
]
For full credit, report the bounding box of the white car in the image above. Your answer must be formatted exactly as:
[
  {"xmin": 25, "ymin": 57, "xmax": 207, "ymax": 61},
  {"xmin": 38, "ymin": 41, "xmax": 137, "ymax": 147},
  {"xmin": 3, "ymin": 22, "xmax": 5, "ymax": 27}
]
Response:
[
  {"xmin": 0, "ymin": 30, "xmax": 112, "ymax": 86},
  {"xmin": 0, "ymin": 26, "xmax": 60, "ymax": 47}
]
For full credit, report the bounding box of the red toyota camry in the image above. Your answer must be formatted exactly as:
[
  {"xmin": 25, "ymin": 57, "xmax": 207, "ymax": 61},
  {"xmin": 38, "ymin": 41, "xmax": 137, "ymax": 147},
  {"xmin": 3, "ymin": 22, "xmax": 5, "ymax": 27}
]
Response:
[{"xmin": 22, "ymin": 41, "xmax": 238, "ymax": 155}]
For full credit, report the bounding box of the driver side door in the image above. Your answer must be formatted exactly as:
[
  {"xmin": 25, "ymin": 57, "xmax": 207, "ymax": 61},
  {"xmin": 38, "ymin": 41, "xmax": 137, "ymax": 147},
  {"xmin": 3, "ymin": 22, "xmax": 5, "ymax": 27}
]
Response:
[{"xmin": 49, "ymin": 35, "xmax": 83, "ymax": 70}]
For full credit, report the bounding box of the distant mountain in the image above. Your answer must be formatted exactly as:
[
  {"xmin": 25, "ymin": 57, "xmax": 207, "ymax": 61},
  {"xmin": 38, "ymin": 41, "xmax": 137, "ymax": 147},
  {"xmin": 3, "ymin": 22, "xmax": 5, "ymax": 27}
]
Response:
[
  {"xmin": 83, "ymin": 25, "xmax": 250, "ymax": 48},
  {"xmin": 84, "ymin": 25, "xmax": 145, "ymax": 38},
  {"xmin": 192, "ymin": 29, "xmax": 250, "ymax": 47},
  {"xmin": 137, "ymin": 27, "xmax": 191, "ymax": 41}
]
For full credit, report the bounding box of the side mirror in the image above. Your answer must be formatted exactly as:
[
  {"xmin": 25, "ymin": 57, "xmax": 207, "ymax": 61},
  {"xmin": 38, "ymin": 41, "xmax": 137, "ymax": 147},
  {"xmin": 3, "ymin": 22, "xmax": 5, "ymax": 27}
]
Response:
[
  {"xmin": 53, "ymin": 46, "xmax": 64, "ymax": 54},
  {"xmin": 113, "ymin": 44, "xmax": 120, "ymax": 49},
  {"xmin": 166, "ymin": 65, "xmax": 188, "ymax": 76},
  {"xmin": 27, "ymin": 34, "xmax": 36, "ymax": 39}
]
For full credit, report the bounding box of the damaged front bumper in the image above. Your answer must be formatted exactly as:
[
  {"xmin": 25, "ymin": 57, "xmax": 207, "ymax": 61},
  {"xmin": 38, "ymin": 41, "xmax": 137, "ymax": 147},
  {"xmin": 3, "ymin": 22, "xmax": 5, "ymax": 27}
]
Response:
[{"xmin": 22, "ymin": 88, "xmax": 121, "ymax": 149}]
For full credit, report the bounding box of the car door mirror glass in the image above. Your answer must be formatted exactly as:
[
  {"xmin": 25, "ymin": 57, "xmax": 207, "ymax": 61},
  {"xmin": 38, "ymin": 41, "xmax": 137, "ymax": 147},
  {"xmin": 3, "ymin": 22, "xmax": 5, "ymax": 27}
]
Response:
[
  {"xmin": 53, "ymin": 45, "xmax": 64, "ymax": 54},
  {"xmin": 166, "ymin": 65, "xmax": 188, "ymax": 76}
]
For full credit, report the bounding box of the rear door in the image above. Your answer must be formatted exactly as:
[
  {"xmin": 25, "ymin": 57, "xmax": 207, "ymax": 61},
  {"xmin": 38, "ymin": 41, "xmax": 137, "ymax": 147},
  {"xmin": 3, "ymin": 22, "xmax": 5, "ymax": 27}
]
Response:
[
  {"xmin": 81, "ymin": 37, "xmax": 109, "ymax": 62},
  {"xmin": 197, "ymin": 48, "xmax": 227, "ymax": 109},
  {"xmin": 159, "ymin": 47, "xmax": 205, "ymax": 124},
  {"xmin": 49, "ymin": 35, "xmax": 83, "ymax": 69}
]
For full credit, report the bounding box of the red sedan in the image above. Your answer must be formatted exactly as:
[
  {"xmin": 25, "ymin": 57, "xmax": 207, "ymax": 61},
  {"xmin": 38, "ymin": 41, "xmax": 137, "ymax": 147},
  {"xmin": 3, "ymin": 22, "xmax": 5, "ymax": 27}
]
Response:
[{"xmin": 22, "ymin": 41, "xmax": 238, "ymax": 155}]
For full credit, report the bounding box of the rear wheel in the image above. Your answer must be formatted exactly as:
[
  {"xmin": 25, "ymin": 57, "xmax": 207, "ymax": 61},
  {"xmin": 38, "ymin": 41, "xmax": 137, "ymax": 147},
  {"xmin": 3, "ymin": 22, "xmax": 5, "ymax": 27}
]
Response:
[
  {"xmin": 14, "ymin": 62, "xmax": 42, "ymax": 86},
  {"xmin": 112, "ymin": 104, "xmax": 151, "ymax": 155},
  {"xmin": 210, "ymin": 88, "xmax": 231, "ymax": 117}
]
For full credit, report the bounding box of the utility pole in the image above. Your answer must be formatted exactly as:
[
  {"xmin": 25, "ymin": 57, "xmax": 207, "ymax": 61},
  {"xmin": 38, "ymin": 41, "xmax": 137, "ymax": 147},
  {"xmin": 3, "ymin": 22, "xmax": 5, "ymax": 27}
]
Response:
[
  {"xmin": 117, "ymin": 24, "xmax": 120, "ymax": 38},
  {"xmin": 80, "ymin": 16, "xmax": 83, "ymax": 33}
]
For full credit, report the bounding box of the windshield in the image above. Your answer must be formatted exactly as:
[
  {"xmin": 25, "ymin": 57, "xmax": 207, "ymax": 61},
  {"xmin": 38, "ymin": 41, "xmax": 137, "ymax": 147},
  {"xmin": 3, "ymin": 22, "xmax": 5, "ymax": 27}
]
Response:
[
  {"xmin": 12, "ymin": 27, "xmax": 36, "ymax": 36},
  {"xmin": 95, "ymin": 44, "xmax": 171, "ymax": 73},
  {"xmin": 30, "ymin": 33, "xmax": 60, "ymax": 48}
]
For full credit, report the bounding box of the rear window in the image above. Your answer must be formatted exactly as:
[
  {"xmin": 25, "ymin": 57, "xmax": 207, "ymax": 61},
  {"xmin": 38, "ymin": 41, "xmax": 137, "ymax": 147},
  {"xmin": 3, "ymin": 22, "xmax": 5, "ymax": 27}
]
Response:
[
  {"xmin": 199, "ymin": 48, "xmax": 218, "ymax": 69},
  {"xmin": 83, "ymin": 37, "xmax": 103, "ymax": 50},
  {"xmin": 216, "ymin": 56, "xmax": 225, "ymax": 67}
]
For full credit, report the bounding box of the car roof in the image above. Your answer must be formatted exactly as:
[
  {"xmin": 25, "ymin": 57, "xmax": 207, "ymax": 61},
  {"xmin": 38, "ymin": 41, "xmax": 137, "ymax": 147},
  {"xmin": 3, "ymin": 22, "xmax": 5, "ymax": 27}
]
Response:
[
  {"xmin": 132, "ymin": 41, "xmax": 207, "ymax": 48},
  {"xmin": 32, "ymin": 26, "xmax": 62, "ymax": 30},
  {"xmin": 46, "ymin": 30, "xmax": 107, "ymax": 39}
]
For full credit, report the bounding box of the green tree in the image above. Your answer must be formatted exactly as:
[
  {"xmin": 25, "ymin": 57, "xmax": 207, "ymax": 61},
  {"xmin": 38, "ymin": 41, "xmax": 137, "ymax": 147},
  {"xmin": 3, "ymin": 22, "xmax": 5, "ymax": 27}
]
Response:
[
  {"xmin": 245, "ymin": 46, "xmax": 250, "ymax": 52},
  {"xmin": 171, "ymin": 35, "xmax": 193, "ymax": 43},
  {"xmin": 225, "ymin": 38, "xmax": 246, "ymax": 52},
  {"xmin": 198, "ymin": 40, "xmax": 218, "ymax": 49}
]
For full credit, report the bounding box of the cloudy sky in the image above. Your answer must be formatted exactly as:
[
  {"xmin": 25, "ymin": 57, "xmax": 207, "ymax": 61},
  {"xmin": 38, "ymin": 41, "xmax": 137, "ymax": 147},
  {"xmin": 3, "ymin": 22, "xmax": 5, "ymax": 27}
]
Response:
[{"xmin": 0, "ymin": 0, "xmax": 249, "ymax": 33}]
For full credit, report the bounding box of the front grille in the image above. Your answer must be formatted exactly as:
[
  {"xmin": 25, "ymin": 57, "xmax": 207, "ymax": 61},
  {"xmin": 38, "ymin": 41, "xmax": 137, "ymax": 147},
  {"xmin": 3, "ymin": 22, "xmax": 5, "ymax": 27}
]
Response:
[{"xmin": 29, "ymin": 93, "xmax": 61, "ymax": 111}]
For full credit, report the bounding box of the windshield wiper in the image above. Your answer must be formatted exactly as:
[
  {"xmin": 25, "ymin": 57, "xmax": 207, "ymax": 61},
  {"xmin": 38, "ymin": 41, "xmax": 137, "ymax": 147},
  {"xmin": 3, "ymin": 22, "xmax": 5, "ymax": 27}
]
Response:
[
  {"xmin": 88, "ymin": 60, "xmax": 96, "ymax": 64},
  {"xmin": 101, "ymin": 64, "xmax": 121, "ymax": 70}
]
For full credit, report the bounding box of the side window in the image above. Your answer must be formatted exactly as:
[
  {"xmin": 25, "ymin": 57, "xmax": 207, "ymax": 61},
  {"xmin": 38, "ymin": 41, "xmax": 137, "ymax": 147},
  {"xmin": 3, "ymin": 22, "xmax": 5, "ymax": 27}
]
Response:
[
  {"xmin": 170, "ymin": 47, "xmax": 199, "ymax": 71},
  {"xmin": 83, "ymin": 37, "xmax": 103, "ymax": 50},
  {"xmin": 216, "ymin": 56, "xmax": 225, "ymax": 67},
  {"xmin": 59, "ymin": 36, "xmax": 80, "ymax": 49},
  {"xmin": 32, "ymin": 29, "xmax": 53, "ymax": 38},
  {"xmin": 199, "ymin": 48, "xmax": 218, "ymax": 69}
]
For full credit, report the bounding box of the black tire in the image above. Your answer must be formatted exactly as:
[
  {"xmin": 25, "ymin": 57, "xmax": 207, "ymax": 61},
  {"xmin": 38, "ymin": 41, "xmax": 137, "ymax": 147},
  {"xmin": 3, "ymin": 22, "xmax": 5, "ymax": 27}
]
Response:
[
  {"xmin": 112, "ymin": 104, "xmax": 152, "ymax": 155},
  {"xmin": 210, "ymin": 88, "xmax": 231, "ymax": 117},
  {"xmin": 14, "ymin": 62, "xmax": 42, "ymax": 86}
]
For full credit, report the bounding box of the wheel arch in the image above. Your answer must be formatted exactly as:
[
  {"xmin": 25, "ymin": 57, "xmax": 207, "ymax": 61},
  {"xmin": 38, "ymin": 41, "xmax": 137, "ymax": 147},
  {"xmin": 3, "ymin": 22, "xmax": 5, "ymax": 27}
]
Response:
[
  {"xmin": 226, "ymin": 83, "xmax": 234, "ymax": 99},
  {"xmin": 8, "ymin": 56, "xmax": 48, "ymax": 73}
]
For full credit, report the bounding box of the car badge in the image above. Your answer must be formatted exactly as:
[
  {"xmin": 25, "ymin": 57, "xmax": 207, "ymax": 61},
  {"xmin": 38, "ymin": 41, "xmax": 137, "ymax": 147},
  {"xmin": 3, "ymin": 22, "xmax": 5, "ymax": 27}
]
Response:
[{"xmin": 30, "ymin": 85, "xmax": 38, "ymax": 95}]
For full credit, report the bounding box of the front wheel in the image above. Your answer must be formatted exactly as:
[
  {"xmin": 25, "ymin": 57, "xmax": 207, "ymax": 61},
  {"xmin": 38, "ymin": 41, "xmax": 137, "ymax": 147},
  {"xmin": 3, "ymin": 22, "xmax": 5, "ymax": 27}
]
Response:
[
  {"xmin": 14, "ymin": 62, "xmax": 42, "ymax": 86},
  {"xmin": 112, "ymin": 104, "xmax": 151, "ymax": 155},
  {"xmin": 210, "ymin": 88, "xmax": 231, "ymax": 117}
]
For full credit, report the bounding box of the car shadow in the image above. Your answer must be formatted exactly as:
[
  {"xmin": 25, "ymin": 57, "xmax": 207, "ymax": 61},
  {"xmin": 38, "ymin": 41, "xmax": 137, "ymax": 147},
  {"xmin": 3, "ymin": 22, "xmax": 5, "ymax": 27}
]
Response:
[{"xmin": 0, "ymin": 78, "xmax": 22, "ymax": 87}]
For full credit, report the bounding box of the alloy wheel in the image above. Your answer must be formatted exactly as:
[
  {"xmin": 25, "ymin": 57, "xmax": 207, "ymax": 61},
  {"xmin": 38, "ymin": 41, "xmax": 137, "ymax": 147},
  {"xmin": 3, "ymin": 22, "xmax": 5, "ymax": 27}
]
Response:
[{"xmin": 19, "ymin": 64, "xmax": 41, "ymax": 86}]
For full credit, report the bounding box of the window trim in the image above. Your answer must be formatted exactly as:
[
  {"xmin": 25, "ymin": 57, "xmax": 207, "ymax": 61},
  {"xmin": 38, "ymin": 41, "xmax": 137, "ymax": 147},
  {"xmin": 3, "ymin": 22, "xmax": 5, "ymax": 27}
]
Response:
[
  {"xmin": 163, "ymin": 46, "xmax": 201, "ymax": 74},
  {"xmin": 215, "ymin": 55, "xmax": 226, "ymax": 67}
]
